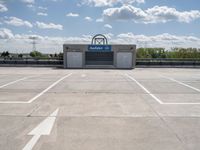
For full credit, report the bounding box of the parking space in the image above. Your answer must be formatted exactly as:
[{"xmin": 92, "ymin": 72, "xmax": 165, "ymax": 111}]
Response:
[
  {"xmin": 0, "ymin": 67, "xmax": 200, "ymax": 150},
  {"xmin": 46, "ymin": 117, "xmax": 184, "ymax": 150},
  {"xmin": 49, "ymin": 72, "xmax": 145, "ymax": 94},
  {"xmin": 31, "ymin": 93, "xmax": 156, "ymax": 117}
]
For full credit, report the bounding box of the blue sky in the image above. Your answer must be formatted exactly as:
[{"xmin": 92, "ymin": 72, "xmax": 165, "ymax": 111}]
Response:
[{"xmin": 0, "ymin": 0, "xmax": 200, "ymax": 53}]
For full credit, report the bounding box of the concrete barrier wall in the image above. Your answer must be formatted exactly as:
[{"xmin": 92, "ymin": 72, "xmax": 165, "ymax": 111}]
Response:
[
  {"xmin": 0, "ymin": 59, "xmax": 63, "ymax": 67},
  {"xmin": 0, "ymin": 58, "xmax": 200, "ymax": 68},
  {"xmin": 136, "ymin": 58, "xmax": 200, "ymax": 67}
]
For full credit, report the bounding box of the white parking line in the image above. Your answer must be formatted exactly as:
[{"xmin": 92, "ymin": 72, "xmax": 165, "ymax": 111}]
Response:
[
  {"xmin": 0, "ymin": 76, "xmax": 32, "ymax": 89},
  {"xmin": 22, "ymin": 108, "xmax": 59, "ymax": 150},
  {"xmin": 0, "ymin": 73, "xmax": 72, "ymax": 104},
  {"xmin": 81, "ymin": 74, "xmax": 86, "ymax": 78},
  {"xmin": 28, "ymin": 73, "xmax": 72, "ymax": 103},
  {"xmin": 162, "ymin": 75, "xmax": 200, "ymax": 92},
  {"xmin": 160, "ymin": 102, "xmax": 200, "ymax": 105},
  {"xmin": 159, "ymin": 75, "xmax": 200, "ymax": 105},
  {"xmin": 126, "ymin": 73, "xmax": 200, "ymax": 105},
  {"xmin": 125, "ymin": 74, "xmax": 163, "ymax": 104}
]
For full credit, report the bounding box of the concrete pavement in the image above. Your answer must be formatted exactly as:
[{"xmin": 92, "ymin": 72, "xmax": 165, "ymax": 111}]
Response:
[{"xmin": 0, "ymin": 67, "xmax": 200, "ymax": 150}]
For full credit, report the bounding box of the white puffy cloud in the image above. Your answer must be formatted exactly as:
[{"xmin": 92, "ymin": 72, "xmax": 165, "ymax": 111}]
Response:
[
  {"xmin": 81, "ymin": 0, "xmax": 144, "ymax": 7},
  {"xmin": 96, "ymin": 18, "xmax": 103, "ymax": 22},
  {"xmin": 21, "ymin": 0, "xmax": 35, "ymax": 9},
  {"xmin": 84, "ymin": 16, "xmax": 93, "ymax": 21},
  {"xmin": 103, "ymin": 5, "xmax": 200, "ymax": 23},
  {"xmin": 103, "ymin": 5, "xmax": 146, "ymax": 21},
  {"xmin": 66, "ymin": 13, "xmax": 79, "ymax": 17},
  {"xmin": 0, "ymin": 29, "xmax": 200, "ymax": 53},
  {"xmin": 0, "ymin": 28, "xmax": 14, "ymax": 39},
  {"xmin": 37, "ymin": 12, "xmax": 48, "ymax": 16},
  {"xmin": 4, "ymin": 17, "xmax": 33, "ymax": 28},
  {"xmin": 38, "ymin": 6, "xmax": 48, "ymax": 10},
  {"xmin": 27, "ymin": 4, "xmax": 34, "ymax": 8},
  {"xmin": 36, "ymin": 21, "xmax": 63, "ymax": 30},
  {"xmin": 0, "ymin": 33, "xmax": 92, "ymax": 53},
  {"xmin": 0, "ymin": 3, "xmax": 8, "ymax": 12},
  {"xmin": 21, "ymin": 0, "xmax": 35, "ymax": 4},
  {"xmin": 104, "ymin": 24, "xmax": 112, "ymax": 29},
  {"xmin": 146, "ymin": 6, "xmax": 200, "ymax": 23},
  {"xmin": 115, "ymin": 32, "xmax": 200, "ymax": 48},
  {"xmin": 50, "ymin": 0, "xmax": 58, "ymax": 1},
  {"xmin": 117, "ymin": 33, "xmax": 179, "ymax": 42}
]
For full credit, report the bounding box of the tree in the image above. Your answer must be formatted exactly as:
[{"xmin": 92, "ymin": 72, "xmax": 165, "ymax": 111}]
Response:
[
  {"xmin": 30, "ymin": 51, "xmax": 43, "ymax": 58},
  {"xmin": 1, "ymin": 51, "xmax": 10, "ymax": 58},
  {"xmin": 58, "ymin": 52, "xmax": 63, "ymax": 60},
  {"xmin": 49, "ymin": 54, "xmax": 53, "ymax": 58},
  {"xmin": 54, "ymin": 53, "xmax": 58, "ymax": 57},
  {"xmin": 136, "ymin": 47, "xmax": 200, "ymax": 59},
  {"xmin": 137, "ymin": 48, "xmax": 166, "ymax": 58},
  {"xmin": 18, "ymin": 54, "xmax": 23, "ymax": 58}
]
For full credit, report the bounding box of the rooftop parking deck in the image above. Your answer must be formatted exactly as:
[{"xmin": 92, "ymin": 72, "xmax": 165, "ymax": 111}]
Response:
[{"xmin": 0, "ymin": 67, "xmax": 200, "ymax": 150}]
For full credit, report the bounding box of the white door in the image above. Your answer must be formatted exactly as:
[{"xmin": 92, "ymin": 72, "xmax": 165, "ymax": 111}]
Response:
[
  {"xmin": 67, "ymin": 52, "xmax": 82, "ymax": 68},
  {"xmin": 116, "ymin": 52, "xmax": 132, "ymax": 68}
]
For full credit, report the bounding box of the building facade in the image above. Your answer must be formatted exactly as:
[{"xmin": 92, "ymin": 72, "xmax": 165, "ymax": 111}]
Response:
[{"xmin": 63, "ymin": 34, "xmax": 136, "ymax": 69}]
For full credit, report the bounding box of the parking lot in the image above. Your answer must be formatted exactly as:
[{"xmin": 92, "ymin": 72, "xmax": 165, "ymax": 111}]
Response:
[{"xmin": 0, "ymin": 67, "xmax": 200, "ymax": 150}]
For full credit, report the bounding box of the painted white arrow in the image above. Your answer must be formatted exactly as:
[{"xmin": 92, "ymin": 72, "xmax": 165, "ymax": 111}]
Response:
[{"xmin": 22, "ymin": 108, "xmax": 59, "ymax": 150}]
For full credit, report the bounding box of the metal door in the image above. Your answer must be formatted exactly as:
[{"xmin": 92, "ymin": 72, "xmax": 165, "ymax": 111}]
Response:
[
  {"xmin": 116, "ymin": 52, "xmax": 133, "ymax": 68},
  {"xmin": 67, "ymin": 52, "xmax": 83, "ymax": 68}
]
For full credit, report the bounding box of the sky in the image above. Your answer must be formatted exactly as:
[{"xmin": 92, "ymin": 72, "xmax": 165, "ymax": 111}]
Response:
[{"xmin": 0, "ymin": 0, "xmax": 200, "ymax": 53}]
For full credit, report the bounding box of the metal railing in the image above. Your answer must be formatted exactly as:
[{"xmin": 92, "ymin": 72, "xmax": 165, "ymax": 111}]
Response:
[
  {"xmin": 136, "ymin": 58, "xmax": 200, "ymax": 66},
  {"xmin": 0, "ymin": 57, "xmax": 63, "ymax": 66},
  {"xmin": 0, "ymin": 57, "xmax": 200, "ymax": 66}
]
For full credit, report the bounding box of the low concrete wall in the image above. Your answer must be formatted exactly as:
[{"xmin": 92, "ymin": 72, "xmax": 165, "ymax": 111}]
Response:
[
  {"xmin": 0, "ymin": 59, "xmax": 63, "ymax": 67},
  {"xmin": 0, "ymin": 58, "xmax": 200, "ymax": 68},
  {"xmin": 136, "ymin": 58, "xmax": 200, "ymax": 68}
]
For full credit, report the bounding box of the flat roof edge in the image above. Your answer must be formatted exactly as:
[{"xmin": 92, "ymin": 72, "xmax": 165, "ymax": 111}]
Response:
[{"xmin": 63, "ymin": 44, "xmax": 136, "ymax": 46}]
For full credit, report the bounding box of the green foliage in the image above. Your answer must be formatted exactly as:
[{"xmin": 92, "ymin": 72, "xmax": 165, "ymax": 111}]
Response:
[
  {"xmin": 137, "ymin": 48, "xmax": 166, "ymax": 58},
  {"xmin": 18, "ymin": 54, "xmax": 23, "ymax": 58},
  {"xmin": 54, "ymin": 53, "xmax": 58, "ymax": 57},
  {"xmin": 166, "ymin": 48, "xmax": 200, "ymax": 58},
  {"xmin": 1, "ymin": 51, "xmax": 10, "ymax": 57},
  {"xmin": 49, "ymin": 54, "xmax": 54, "ymax": 58},
  {"xmin": 53, "ymin": 52, "xmax": 63, "ymax": 60},
  {"xmin": 30, "ymin": 51, "xmax": 43, "ymax": 58},
  {"xmin": 58, "ymin": 52, "xmax": 63, "ymax": 60},
  {"xmin": 137, "ymin": 48, "xmax": 200, "ymax": 59}
]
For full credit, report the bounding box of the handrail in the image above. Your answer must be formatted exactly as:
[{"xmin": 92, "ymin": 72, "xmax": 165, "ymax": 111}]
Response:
[{"xmin": 137, "ymin": 58, "xmax": 200, "ymax": 61}]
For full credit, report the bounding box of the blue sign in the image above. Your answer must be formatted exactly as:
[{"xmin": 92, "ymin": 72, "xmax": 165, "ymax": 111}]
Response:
[{"xmin": 88, "ymin": 45, "xmax": 112, "ymax": 52}]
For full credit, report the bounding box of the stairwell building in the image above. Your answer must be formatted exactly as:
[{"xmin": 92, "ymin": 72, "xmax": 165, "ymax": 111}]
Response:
[{"xmin": 63, "ymin": 34, "xmax": 136, "ymax": 69}]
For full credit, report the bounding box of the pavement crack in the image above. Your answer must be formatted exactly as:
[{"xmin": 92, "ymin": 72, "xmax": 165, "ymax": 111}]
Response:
[{"xmin": 26, "ymin": 104, "xmax": 40, "ymax": 117}]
